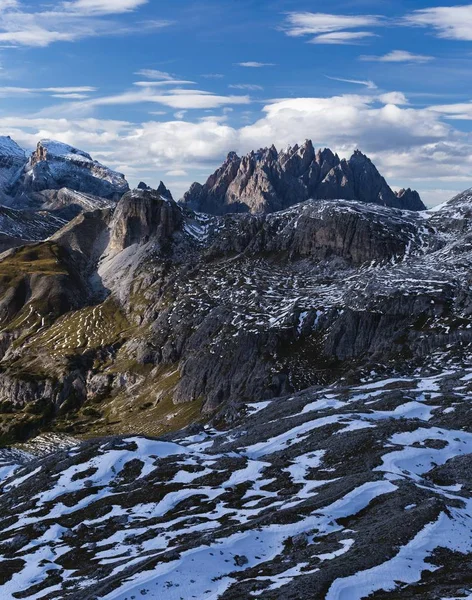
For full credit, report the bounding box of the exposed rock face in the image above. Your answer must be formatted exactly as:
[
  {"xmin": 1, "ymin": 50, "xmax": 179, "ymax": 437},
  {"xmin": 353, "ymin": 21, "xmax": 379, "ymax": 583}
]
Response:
[
  {"xmin": 108, "ymin": 189, "xmax": 182, "ymax": 253},
  {"xmin": 182, "ymin": 141, "xmax": 426, "ymax": 214},
  {"xmin": 9, "ymin": 140, "xmax": 129, "ymax": 203}
]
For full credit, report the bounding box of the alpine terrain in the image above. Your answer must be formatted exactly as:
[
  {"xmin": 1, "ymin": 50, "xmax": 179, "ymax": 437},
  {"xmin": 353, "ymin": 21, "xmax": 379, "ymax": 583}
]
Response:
[{"xmin": 1, "ymin": 137, "xmax": 472, "ymax": 599}]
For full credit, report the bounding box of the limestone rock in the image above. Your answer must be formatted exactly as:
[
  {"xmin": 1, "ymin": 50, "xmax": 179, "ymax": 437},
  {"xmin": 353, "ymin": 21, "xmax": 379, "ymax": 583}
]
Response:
[{"xmin": 182, "ymin": 141, "xmax": 426, "ymax": 214}]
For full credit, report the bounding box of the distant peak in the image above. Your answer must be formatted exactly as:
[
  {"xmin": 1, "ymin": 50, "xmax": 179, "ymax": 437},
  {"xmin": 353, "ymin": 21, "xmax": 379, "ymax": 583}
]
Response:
[
  {"xmin": 36, "ymin": 139, "xmax": 93, "ymax": 163},
  {"xmin": 0, "ymin": 135, "xmax": 26, "ymax": 159},
  {"xmin": 350, "ymin": 149, "xmax": 370, "ymax": 161},
  {"xmin": 157, "ymin": 180, "xmax": 174, "ymax": 201}
]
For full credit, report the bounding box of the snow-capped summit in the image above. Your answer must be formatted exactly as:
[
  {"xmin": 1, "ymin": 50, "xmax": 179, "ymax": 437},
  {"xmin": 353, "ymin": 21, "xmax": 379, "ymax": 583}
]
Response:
[
  {"xmin": 0, "ymin": 135, "xmax": 26, "ymax": 160},
  {"xmin": 15, "ymin": 139, "xmax": 130, "ymax": 200},
  {"xmin": 33, "ymin": 139, "xmax": 94, "ymax": 165}
]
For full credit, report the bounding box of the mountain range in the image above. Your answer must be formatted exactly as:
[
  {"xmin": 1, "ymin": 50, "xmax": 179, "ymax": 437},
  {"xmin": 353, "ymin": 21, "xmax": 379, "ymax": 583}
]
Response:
[
  {"xmin": 183, "ymin": 141, "xmax": 425, "ymax": 214},
  {"xmin": 1, "ymin": 137, "xmax": 472, "ymax": 599}
]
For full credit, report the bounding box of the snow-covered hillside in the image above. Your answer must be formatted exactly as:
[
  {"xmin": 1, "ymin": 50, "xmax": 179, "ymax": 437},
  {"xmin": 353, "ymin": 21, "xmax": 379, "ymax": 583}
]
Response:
[
  {"xmin": 1, "ymin": 366, "xmax": 472, "ymax": 599},
  {"xmin": 0, "ymin": 136, "xmax": 27, "ymax": 191}
]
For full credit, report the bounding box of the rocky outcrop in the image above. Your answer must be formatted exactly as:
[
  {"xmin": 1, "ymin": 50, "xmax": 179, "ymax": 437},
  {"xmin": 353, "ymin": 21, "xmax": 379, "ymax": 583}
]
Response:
[
  {"xmin": 108, "ymin": 188, "xmax": 182, "ymax": 253},
  {"xmin": 182, "ymin": 141, "xmax": 426, "ymax": 214}
]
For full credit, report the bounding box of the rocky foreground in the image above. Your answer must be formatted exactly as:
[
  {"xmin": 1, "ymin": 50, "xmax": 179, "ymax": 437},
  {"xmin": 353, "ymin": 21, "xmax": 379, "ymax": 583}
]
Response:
[{"xmin": 1, "ymin": 365, "xmax": 472, "ymax": 599}]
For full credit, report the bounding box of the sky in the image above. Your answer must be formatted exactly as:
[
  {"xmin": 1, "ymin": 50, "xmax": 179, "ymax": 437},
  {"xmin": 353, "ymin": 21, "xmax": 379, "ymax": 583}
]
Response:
[{"xmin": 0, "ymin": 1, "xmax": 472, "ymax": 205}]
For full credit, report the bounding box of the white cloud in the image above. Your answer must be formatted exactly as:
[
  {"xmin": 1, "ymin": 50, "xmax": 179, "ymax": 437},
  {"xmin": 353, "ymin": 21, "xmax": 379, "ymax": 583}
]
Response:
[
  {"xmin": 0, "ymin": 1, "xmax": 19, "ymax": 9},
  {"xmin": 283, "ymin": 12, "xmax": 381, "ymax": 45},
  {"xmin": 360, "ymin": 50, "xmax": 434, "ymax": 63},
  {"xmin": 135, "ymin": 70, "xmax": 174, "ymax": 80},
  {"xmin": 229, "ymin": 84, "xmax": 264, "ymax": 91},
  {"xmin": 47, "ymin": 87, "xmax": 251, "ymax": 114},
  {"xmin": 65, "ymin": 0, "xmax": 148, "ymax": 15},
  {"xmin": 0, "ymin": 0, "xmax": 166, "ymax": 47},
  {"xmin": 0, "ymin": 85, "xmax": 97, "ymax": 96},
  {"xmin": 428, "ymin": 102, "xmax": 472, "ymax": 120},
  {"xmin": 133, "ymin": 80, "xmax": 196, "ymax": 87},
  {"xmin": 404, "ymin": 5, "xmax": 472, "ymax": 41},
  {"xmin": 310, "ymin": 31, "xmax": 377, "ymax": 44},
  {"xmin": 166, "ymin": 169, "xmax": 187, "ymax": 177},
  {"xmin": 236, "ymin": 62, "xmax": 275, "ymax": 68},
  {"xmin": 44, "ymin": 86, "xmax": 97, "ymax": 93},
  {"xmin": 326, "ymin": 76, "xmax": 377, "ymax": 90},
  {"xmin": 202, "ymin": 73, "xmax": 224, "ymax": 79},
  {"xmin": 1, "ymin": 92, "xmax": 472, "ymax": 203},
  {"xmin": 283, "ymin": 12, "xmax": 381, "ymax": 36},
  {"xmin": 377, "ymin": 92, "xmax": 409, "ymax": 105},
  {"xmin": 51, "ymin": 93, "xmax": 90, "ymax": 99},
  {"xmin": 238, "ymin": 96, "xmax": 450, "ymax": 153}
]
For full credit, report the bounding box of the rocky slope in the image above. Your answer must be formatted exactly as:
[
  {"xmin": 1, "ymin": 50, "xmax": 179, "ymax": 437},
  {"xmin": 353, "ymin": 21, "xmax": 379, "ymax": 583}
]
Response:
[
  {"xmin": 0, "ymin": 184, "xmax": 469, "ymax": 445},
  {"xmin": 0, "ymin": 206, "xmax": 66, "ymax": 252},
  {"xmin": 1, "ymin": 366, "xmax": 472, "ymax": 599},
  {"xmin": 182, "ymin": 142, "xmax": 425, "ymax": 214}
]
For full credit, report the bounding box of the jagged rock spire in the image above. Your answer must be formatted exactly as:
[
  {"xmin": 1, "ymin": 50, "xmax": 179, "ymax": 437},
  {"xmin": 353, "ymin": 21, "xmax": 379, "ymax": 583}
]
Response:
[{"xmin": 182, "ymin": 141, "xmax": 426, "ymax": 214}]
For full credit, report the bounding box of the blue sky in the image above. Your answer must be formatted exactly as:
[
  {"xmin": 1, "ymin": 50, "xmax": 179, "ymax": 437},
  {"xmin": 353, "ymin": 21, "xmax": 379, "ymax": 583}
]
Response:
[{"xmin": 1, "ymin": 1, "xmax": 472, "ymax": 205}]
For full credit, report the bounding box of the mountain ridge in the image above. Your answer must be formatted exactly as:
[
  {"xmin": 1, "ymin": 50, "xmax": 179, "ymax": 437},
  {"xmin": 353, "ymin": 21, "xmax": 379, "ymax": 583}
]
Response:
[{"xmin": 182, "ymin": 141, "xmax": 426, "ymax": 214}]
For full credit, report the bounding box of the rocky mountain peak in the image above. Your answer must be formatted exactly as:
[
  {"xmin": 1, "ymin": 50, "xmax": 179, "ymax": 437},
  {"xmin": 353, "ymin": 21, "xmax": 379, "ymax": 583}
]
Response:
[
  {"xmin": 0, "ymin": 135, "xmax": 26, "ymax": 160},
  {"xmin": 108, "ymin": 188, "xmax": 182, "ymax": 253},
  {"xmin": 226, "ymin": 150, "xmax": 240, "ymax": 162},
  {"xmin": 9, "ymin": 138, "xmax": 130, "ymax": 202},
  {"xmin": 31, "ymin": 139, "xmax": 93, "ymax": 167},
  {"xmin": 157, "ymin": 180, "xmax": 174, "ymax": 200},
  {"xmin": 182, "ymin": 141, "xmax": 425, "ymax": 215}
]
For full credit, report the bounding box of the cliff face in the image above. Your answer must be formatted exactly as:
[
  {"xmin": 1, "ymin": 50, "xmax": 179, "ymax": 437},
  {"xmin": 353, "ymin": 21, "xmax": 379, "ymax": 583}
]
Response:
[
  {"xmin": 183, "ymin": 141, "xmax": 426, "ymax": 214},
  {"xmin": 108, "ymin": 189, "xmax": 182, "ymax": 254}
]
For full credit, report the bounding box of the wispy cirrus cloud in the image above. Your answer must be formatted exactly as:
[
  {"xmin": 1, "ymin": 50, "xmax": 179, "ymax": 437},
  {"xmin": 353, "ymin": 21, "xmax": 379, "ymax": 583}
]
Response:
[
  {"xmin": 64, "ymin": 0, "xmax": 148, "ymax": 16},
  {"xmin": 428, "ymin": 101, "xmax": 472, "ymax": 120},
  {"xmin": 282, "ymin": 12, "xmax": 382, "ymax": 45},
  {"xmin": 133, "ymin": 70, "xmax": 195, "ymax": 87},
  {"xmin": 403, "ymin": 4, "xmax": 472, "ymax": 41},
  {"xmin": 310, "ymin": 31, "xmax": 377, "ymax": 45},
  {"xmin": 229, "ymin": 84, "xmax": 263, "ymax": 91},
  {"xmin": 236, "ymin": 62, "xmax": 275, "ymax": 68},
  {"xmin": 0, "ymin": 85, "xmax": 97, "ymax": 97},
  {"xmin": 135, "ymin": 70, "xmax": 175, "ymax": 80},
  {"xmin": 45, "ymin": 86, "xmax": 251, "ymax": 114},
  {"xmin": 360, "ymin": 50, "xmax": 434, "ymax": 63},
  {"xmin": 325, "ymin": 76, "xmax": 377, "ymax": 90},
  {"xmin": 0, "ymin": 0, "xmax": 170, "ymax": 47}
]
